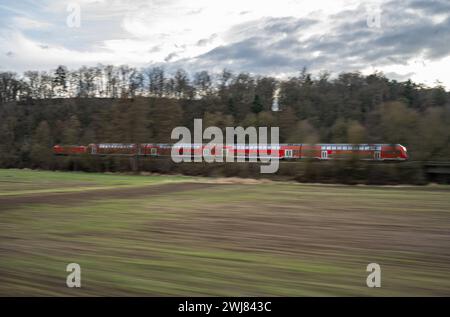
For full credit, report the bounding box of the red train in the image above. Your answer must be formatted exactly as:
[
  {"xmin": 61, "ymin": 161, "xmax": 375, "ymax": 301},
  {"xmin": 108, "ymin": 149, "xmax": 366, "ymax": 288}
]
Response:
[
  {"xmin": 53, "ymin": 145, "xmax": 87, "ymax": 155},
  {"xmin": 53, "ymin": 143, "xmax": 408, "ymax": 161}
]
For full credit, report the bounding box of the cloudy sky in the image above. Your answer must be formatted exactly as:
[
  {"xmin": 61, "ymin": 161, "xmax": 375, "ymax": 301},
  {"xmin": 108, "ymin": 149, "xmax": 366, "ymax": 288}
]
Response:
[{"xmin": 1, "ymin": 0, "xmax": 449, "ymax": 87}]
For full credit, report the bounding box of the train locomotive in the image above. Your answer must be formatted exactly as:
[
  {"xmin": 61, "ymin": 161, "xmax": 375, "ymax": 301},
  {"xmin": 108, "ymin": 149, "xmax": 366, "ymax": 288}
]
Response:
[{"xmin": 53, "ymin": 143, "xmax": 408, "ymax": 161}]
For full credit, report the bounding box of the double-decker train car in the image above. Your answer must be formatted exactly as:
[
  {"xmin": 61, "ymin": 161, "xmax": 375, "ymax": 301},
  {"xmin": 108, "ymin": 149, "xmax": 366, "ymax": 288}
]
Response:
[
  {"xmin": 53, "ymin": 143, "xmax": 408, "ymax": 161},
  {"xmin": 53, "ymin": 145, "xmax": 87, "ymax": 155},
  {"xmin": 277, "ymin": 144, "xmax": 408, "ymax": 160}
]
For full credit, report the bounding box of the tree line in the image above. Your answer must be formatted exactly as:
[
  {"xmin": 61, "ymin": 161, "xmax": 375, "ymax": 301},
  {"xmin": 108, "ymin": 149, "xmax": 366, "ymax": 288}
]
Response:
[{"xmin": 0, "ymin": 65, "xmax": 449, "ymax": 173}]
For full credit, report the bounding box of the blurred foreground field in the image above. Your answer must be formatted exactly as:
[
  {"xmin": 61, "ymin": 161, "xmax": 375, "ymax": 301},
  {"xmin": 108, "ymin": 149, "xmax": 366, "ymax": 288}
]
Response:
[{"xmin": 0, "ymin": 169, "xmax": 449, "ymax": 296}]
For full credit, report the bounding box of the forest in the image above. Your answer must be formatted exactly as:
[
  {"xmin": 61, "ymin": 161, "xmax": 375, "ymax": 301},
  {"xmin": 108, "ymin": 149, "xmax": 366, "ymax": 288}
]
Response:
[{"xmin": 0, "ymin": 65, "xmax": 449, "ymax": 183}]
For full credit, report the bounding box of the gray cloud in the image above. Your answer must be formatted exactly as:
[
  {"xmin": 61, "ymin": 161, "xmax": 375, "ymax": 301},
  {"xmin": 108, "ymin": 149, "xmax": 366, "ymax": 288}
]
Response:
[
  {"xmin": 167, "ymin": 0, "xmax": 450, "ymax": 78},
  {"xmin": 196, "ymin": 33, "xmax": 218, "ymax": 47},
  {"xmin": 407, "ymin": 0, "xmax": 450, "ymax": 14},
  {"xmin": 164, "ymin": 52, "xmax": 179, "ymax": 62}
]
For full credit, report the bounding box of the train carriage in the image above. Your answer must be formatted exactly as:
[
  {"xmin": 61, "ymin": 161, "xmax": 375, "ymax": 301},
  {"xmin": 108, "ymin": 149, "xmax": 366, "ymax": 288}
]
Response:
[
  {"xmin": 314, "ymin": 144, "xmax": 407, "ymax": 161},
  {"xmin": 53, "ymin": 145, "xmax": 87, "ymax": 155}
]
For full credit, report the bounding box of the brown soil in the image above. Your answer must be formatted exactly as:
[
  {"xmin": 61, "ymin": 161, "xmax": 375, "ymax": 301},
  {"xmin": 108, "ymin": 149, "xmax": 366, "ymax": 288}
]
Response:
[{"xmin": 0, "ymin": 182, "xmax": 219, "ymax": 210}]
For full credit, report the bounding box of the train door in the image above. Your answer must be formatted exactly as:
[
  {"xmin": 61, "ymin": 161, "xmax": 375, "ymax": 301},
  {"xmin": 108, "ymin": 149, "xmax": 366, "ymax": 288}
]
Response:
[
  {"xmin": 374, "ymin": 151, "xmax": 381, "ymax": 160},
  {"xmin": 321, "ymin": 150, "xmax": 328, "ymax": 160},
  {"xmin": 151, "ymin": 148, "xmax": 157, "ymax": 156},
  {"xmin": 91, "ymin": 145, "xmax": 97, "ymax": 154},
  {"xmin": 285, "ymin": 149, "xmax": 293, "ymax": 159}
]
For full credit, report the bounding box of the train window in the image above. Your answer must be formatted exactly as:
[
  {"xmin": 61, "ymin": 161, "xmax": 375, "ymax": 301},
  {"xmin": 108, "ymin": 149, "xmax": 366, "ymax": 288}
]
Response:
[
  {"xmin": 151, "ymin": 148, "xmax": 157, "ymax": 155},
  {"xmin": 332, "ymin": 146, "xmax": 336, "ymax": 150}
]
